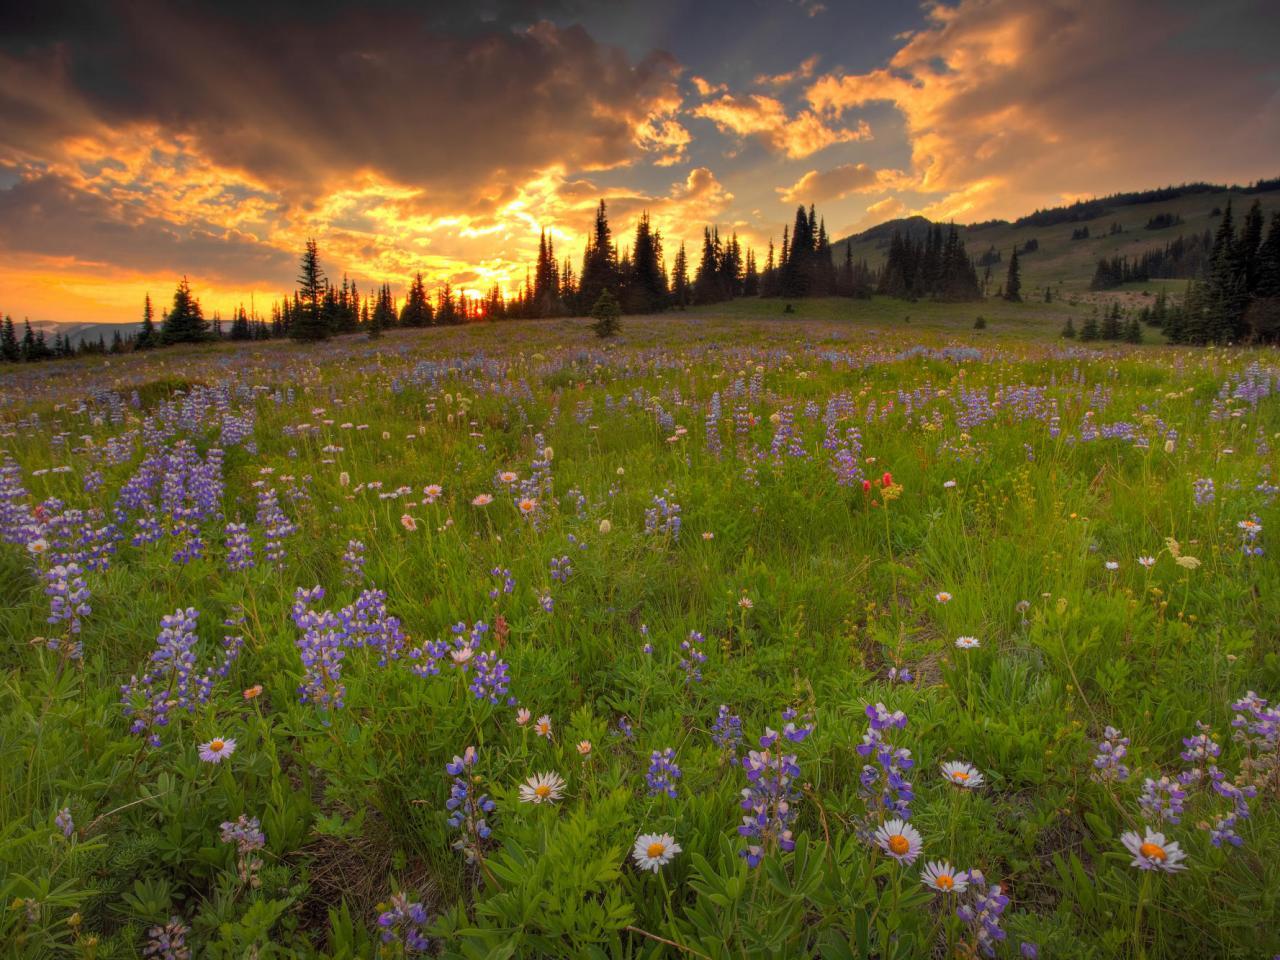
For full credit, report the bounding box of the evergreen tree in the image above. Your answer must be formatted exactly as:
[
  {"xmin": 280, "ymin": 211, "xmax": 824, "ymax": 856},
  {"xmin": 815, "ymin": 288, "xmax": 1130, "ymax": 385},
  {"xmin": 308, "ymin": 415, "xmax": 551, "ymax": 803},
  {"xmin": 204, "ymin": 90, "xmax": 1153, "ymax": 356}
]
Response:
[
  {"xmin": 590, "ymin": 288, "xmax": 621, "ymax": 339},
  {"xmin": 693, "ymin": 228, "xmax": 724, "ymax": 304},
  {"xmin": 160, "ymin": 277, "xmax": 209, "ymax": 344},
  {"xmin": 0, "ymin": 316, "xmax": 18, "ymax": 362},
  {"xmin": 578, "ymin": 201, "xmax": 619, "ymax": 313},
  {"xmin": 1204, "ymin": 200, "xmax": 1246, "ymax": 343},
  {"xmin": 136, "ymin": 294, "xmax": 158, "ymax": 349},
  {"xmin": 291, "ymin": 239, "xmax": 329, "ymax": 342},
  {"xmin": 1003, "ymin": 247, "xmax": 1022, "ymax": 302},
  {"xmin": 671, "ymin": 242, "xmax": 690, "ymax": 309},
  {"xmin": 1079, "ymin": 310, "xmax": 1100, "ymax": 341},
  {"xmin": 230, "ymin": 306, "xmax": 252, "ymax": 341},
  {"xmin": 400, "ymin": 273, "xmax": 433, "ymax": 327},
  {"xmin": 1061, "ymin": 317, "xmax": 1076, "ymax": 339},
  {"xmin": 1100, "ymin": 302, "xmax": 1123, "ymax": 340},
  {"xmin": 110, "ymin": 330, "xmax": 125, "ymax": 354},
  {"xmin": 743, "ymin": 248, "xmax": 760, "ymax": 297},
  {"xmin": 1124, "ymin": 316, "xmax": 1143, "ymax": 343},
  {"xmin": 625, "ymin": 213, "xmax": 667, "ymax": 314},
  {"xmin": 20, "ymin": 319, "xmax": 37, "ymax": 361}
]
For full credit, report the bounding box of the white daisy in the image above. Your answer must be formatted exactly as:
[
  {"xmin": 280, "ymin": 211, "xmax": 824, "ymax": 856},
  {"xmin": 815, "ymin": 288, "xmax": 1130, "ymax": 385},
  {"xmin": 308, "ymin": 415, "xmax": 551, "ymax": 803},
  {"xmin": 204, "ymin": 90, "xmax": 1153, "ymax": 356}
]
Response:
[
  {"xmin": 940, "ymin": 761, "xmax": 985, "ymax": 789},
  {"xmin": 518, "ymin": 771, "xmax": 566, "ymax": 805},
  {"xmin": 874, "ymin": 818, "xmax": 923, "ymax": 865},
  {"xmin": 198, "ymin": 737, "xmax": 237, "ymax": 764},
  {"xmin": 1121, "ymin": 827, "xmax": 1187, "ymax": 873},
  {"xmin": 632, "ymin": 832, "xmax": 682, "ymax": 873},
  {"xmin": 935, "ymin": 591, "xmax": 952, "ymax": 603},
  {"xmin": 534, "ymin": 714, "xmax": 553, "ymax": 738},
  {"xmin": 1137, "ymin": 556, "xmax": 1155, "ymax": 568},
  {"xmin": 955, "ymin": 636, "xmax": 981, "ymax": 649},
  {"xmin": 920, "ymin": 860, "xmax": 968, "ymax": 894}
]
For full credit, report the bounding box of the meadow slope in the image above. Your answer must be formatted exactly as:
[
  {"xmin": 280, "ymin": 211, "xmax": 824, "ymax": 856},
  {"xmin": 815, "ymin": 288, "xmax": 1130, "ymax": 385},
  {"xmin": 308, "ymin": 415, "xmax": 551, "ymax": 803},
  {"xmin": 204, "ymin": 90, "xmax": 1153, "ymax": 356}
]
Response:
[{"xmin": 2, "ymin": 310, "xmax": 1278, "ymax": 958}]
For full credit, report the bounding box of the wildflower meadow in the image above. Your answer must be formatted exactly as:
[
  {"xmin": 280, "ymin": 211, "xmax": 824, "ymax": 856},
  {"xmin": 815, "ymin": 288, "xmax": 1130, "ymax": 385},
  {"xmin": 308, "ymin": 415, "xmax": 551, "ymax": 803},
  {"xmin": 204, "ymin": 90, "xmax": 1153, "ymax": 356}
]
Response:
[{"xmin": 3, "ymin": 309, "xmax": 1279, "ymax": 958}]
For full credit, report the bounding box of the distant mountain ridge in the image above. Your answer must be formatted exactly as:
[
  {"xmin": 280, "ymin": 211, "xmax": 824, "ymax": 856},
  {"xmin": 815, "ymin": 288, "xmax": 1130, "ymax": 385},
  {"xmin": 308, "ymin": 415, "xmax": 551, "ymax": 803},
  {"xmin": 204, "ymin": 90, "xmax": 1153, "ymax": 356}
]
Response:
[{"xmin": 837, "ymin": 178, "xmax": 1280, "ymax": 250}]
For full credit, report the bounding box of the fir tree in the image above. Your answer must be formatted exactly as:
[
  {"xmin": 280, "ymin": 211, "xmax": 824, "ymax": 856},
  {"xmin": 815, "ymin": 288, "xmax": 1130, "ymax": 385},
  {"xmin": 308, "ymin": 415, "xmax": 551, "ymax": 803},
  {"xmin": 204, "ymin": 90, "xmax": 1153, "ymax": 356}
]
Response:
[
  {"xmin": 230, "ymin": 306, "xmax": 252, "ymax": 341},
  {"xmin": 1061, "ymin": 317, "xmax": 1076, "ymax": 339},
  {"xmin": 136, "ymin": 294, "xmax": 158, "ymax": 349},
  {"xmin": 400, "ymin": 273, "xmax": 433, "ymax": 327},
  {"xmin": 579, "ymin": 201, "xmax": 618, "ymax": 313},
  {"xmin": 1100, "ymin": 302, "xmax": 1123, "ymax": 340},
  {"xmin": 590, "ymin": 288, "xmax": 621, "ymax": 339},
  {"xmin": 1124, "ymin": 316, "xmax": 1143, "ymax": 343},
  {"xmin": 291, "ymin": 239, "xmax": 329, "ymax": 342},
  {"xmin": 1079, "ymin": 310, "xmax": 1100, "ymax": 341},
  {"xmin": 0, "ymin": 316, "xmax": 18, "ymax": 362},
  {"xmin": 1003, "ymin": 246, "xmax": 1022, "ymax": 302},
  {"xmin": 20, "ymin": 319, "xmax": 37, "ymax": 361},
  {"xmin": 625, "ymin": 212, "xmax": 666, "ymax": 314},
  {"xmin": 160, "ymin": 277, "xmax": 209, "ymax": 344},
  {"xmin": 671, "ymin": 242, "xmax": 690, "ymax": 309}
]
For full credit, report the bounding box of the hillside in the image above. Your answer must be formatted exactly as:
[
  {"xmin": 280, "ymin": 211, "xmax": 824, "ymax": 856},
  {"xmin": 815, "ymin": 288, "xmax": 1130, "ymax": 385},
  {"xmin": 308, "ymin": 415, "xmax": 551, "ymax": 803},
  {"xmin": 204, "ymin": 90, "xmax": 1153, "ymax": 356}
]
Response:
[{"xmin": 832, "ymin": 181, "xmax": 1280, "ymax": 298}]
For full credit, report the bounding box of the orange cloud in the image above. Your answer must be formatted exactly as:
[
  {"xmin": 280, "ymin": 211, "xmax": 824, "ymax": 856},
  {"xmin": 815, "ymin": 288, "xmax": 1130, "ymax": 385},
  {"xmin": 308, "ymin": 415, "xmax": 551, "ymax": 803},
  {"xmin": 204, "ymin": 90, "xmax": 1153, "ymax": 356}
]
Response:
[
  {"xmin": 777, "ymin": 163, "xmax": 908, "ymax": 203},
  {"xmin": 692, "ymin": 92, "xmax": 870, "ymax": 159},
  {"xmin": 805, "ymin": 0, "xmax": 1280, "ymax": 220}
]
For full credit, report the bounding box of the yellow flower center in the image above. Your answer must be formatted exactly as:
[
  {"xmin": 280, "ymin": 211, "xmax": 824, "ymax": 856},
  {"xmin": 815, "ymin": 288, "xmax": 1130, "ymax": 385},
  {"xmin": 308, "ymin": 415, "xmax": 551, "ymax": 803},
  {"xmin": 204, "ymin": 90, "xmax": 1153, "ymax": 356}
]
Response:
[
  {"xmin": 210, "ymin": 740, "xmax": 224, "ymax": 751},
  {"xmin": 534, "ymin": 785, "xmax": 551, "ymax": 798},
  {"xmin": 951, "ymin": 771, "xmax": 969, "ymax": 781},
  {"xmin": 646, "ymin": 842, "xmax": 666, "ymax": 858},
  {"xmin": 888, "ymin": 834, "xmax": 910, "ymax": 855},
  {"xmin": 936, "ymin": 874, "xmax": 954, "ymax": 890},
  {"xmin": 1139, "ymin": 842, "xmax": 1166, "ymax": 861}
]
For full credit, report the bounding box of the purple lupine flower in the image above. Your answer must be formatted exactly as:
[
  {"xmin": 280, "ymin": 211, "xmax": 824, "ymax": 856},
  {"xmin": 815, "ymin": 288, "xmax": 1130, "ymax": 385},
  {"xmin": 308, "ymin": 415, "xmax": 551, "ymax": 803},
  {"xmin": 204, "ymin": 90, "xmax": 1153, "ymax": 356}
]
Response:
[
  {"xmin": 445, "ymin": 746, "xmax": 495, "ymax": 861},
  {"xmin": 711, "ymin": 704, "xmax": 744, "ymax": 763},
  {"xmin": 255, "ymin": 487, "xmax": 296, "ymax": 568},
  {"xmin": 55, "ymin": 808, "xmax": 74, "ymax": 838},
  {"xmin": 377, "ymin": 892, "xmax": 430, "ymax": 954},
  {"xmin": 143, "ymin": 916, "xmax": 191, "ymax": 960},
  {"xmin": 856, "ymin": 703, "xmax": 914, "ymax": 828},
  {"xmin": 342, "ymin": 538, "xmax": 367, "ymax": 584},
  {"xmin": 550, "ymin": 555, "xmax": 572, "ymax": 582},
  {"xmin": 1179, "ymin": 721, "xmax": 1222, "ymax": 787},
  {"xmin": 219, "ymin": 815, "xmax": 266, "ymax": 888},
  {"xmin": 955, "ymin": 868, "xmax": 1009, "ymax": 958},
  {"xmin": 1192, "ymin": 477, "xmax": 1215, "ymax": 506},
  {"xmin": 738, "ymin": 728, "xmax": 800, "ymax": 867},
  {"xmin": 1139, "ymin": 776, "xmax": 1186, "ymax": 825},
  {"xmin": 1091, "ymin": 726, "xmax": 1130, "ymax": 783},
  {"xmin": 224, "ymin": 522, "xmax": 254, "ymax": 571},
  {"xmin": 644, "ymin": 489, "xmax": 682, "ymax": 540},
  {"xmin": 646, "ymin": 748, "xmax": 682, "ymax": 799},
  {"xmin": 45, "ymin": 562, "xmax": 91, "ymax": 636},
  {"xmin": 679, "ymin": 630, "xmax": 707, "ymax": 683},
  {"xmin": 489, "ymin": 566, "xmax": 515, "ymax": 599}
]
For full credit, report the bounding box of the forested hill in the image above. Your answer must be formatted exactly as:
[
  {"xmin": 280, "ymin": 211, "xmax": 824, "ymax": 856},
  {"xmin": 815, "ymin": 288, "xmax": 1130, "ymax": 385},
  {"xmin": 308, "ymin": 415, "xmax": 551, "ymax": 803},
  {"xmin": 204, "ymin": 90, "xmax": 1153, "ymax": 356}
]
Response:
[{"xmin": 833, "ymin": 180, "xmax": 1280, "ymax": 294}]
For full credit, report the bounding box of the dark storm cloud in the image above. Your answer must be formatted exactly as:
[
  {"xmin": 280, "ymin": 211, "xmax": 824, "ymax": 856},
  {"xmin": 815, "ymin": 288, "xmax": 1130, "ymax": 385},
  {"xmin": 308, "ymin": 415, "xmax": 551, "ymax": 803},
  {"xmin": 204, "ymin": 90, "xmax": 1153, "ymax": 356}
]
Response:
[
  {"xmin": 0, "ymin": 173, "xmax": 292, "ymax": 280},
  {"xmin": 0, "ymin": 0, "xmax": 683, "ymax": 198}
]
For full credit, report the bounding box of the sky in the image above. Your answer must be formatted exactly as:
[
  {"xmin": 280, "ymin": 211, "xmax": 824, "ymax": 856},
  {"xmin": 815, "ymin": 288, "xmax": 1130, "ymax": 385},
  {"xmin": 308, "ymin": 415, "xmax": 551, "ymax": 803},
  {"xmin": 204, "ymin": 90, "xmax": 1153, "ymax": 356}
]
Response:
[{"xmin": 1, "ymin": 0, "xmax": 1277, "ymax": 324}]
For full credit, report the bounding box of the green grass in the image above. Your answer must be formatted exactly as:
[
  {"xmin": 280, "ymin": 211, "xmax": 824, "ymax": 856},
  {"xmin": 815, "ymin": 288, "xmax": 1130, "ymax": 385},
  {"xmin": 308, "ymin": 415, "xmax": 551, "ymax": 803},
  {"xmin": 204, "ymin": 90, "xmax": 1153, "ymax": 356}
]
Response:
[{"xmin": 1, "ymin": 307, "xmax": 1278, "ymax": 958}]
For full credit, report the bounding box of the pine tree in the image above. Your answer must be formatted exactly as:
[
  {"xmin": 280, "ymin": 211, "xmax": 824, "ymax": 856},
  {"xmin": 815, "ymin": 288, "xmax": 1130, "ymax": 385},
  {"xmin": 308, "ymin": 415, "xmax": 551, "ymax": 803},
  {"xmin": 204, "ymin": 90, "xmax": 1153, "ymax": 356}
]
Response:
[
  {"xmin": 590, "ymin": 288, "xmax": 621, "ymax": 339},
  {"xmin": 693, "ymin": 228, "xmax": 723, "ymax": 304},
  {"xmin": 1003, "ymin": 247, "xmax": 1022, "ymax": 302},
  {"xmin": 1079, "ymin": 310, "xmax": 1100, "ymax": 341},
  {"xmin": 1204, "ymin": 200, "xmax": 1246, "ymax": 343},
  {"xmin": 160, "ymin": 277, "xmax": 209, "ymax": 344},
  {"xmin": 400, "ymin": 273, "xmax": 433, "ymax": 327},
  {"xmin": 230, "ymin": 306, "xmax": 252, "ymax": 341},
  {"xmin": 1061, "ymin": 317, "xmax": 1076, "ymax": 339},
  {"xmin": 110, "ymin": 330, "xmax": 125, "ymax": 354},
  {"xmin": 626, "ymin": 212, "xmax": 666, "ymax": 314},
  {"xmin": 1124, "ymin": 316, "xmax": 1143, "ymax": 343},
  {"xmin": 136, "ymin": 294, "xmax": 158, "ymax": 349},
  {"xmin": 291, "ymin": 239, "xmax": 329, "ymax": 342},
  {"xmin": 671, "ymin": 242, "xmax": 690, "ymax": 309},
  {"xmin": 1100, "ymin": 302, "xmax": 1122, "ymax": 340},
  {"xmin": 579, "ymin": 201, "xmax": 618, "ymax": 313},
  {"xmin": 20, "ymin": 319, "xmax": 37, "ymax": 361},
  {"xmin": 0, "ymin": 316, "xmax": 18, "ymax": 362}
]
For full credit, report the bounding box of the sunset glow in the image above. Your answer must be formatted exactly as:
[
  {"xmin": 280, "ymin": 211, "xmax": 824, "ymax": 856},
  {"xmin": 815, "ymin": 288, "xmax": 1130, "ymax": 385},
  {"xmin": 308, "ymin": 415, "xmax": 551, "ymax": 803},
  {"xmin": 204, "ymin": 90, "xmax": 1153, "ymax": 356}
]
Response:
[{"xmin": 1, "ymin": 0, "xmax": 1276, "ymax": 324}]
